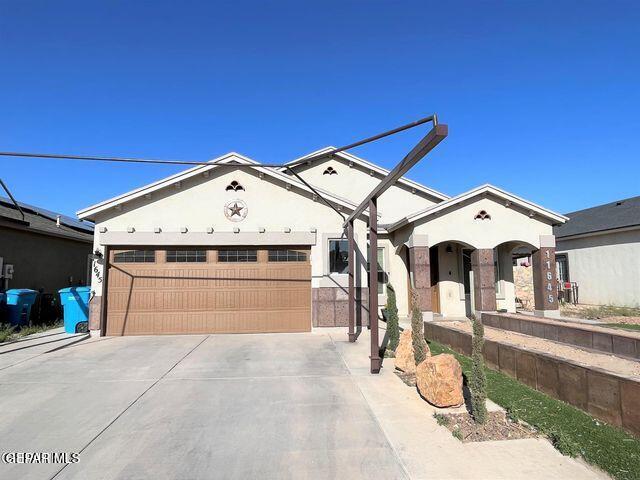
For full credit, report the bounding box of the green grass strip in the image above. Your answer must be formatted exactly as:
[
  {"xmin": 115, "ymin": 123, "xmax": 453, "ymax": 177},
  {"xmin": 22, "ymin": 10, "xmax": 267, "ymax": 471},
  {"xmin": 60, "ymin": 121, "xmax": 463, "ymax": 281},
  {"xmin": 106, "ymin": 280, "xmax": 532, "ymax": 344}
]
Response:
[{"xmin": 428, "ymin": 340, "xmax": 640, "ymax": 480}]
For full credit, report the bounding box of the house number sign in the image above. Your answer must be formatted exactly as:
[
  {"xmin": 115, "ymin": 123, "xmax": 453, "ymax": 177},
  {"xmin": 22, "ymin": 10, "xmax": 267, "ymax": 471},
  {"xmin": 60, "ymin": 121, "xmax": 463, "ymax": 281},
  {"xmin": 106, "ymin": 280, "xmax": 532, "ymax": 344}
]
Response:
[{"xmin": 544, "ymin": 249, "xmax": 554, "ymax": 304}]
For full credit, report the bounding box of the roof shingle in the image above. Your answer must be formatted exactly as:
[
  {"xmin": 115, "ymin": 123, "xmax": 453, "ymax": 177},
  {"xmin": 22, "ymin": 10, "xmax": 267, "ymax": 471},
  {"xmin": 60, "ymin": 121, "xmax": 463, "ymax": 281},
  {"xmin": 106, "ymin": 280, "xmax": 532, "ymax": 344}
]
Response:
[{"xmin": 554, "ymin": 195, "xmax": 640, "ymax": 238}]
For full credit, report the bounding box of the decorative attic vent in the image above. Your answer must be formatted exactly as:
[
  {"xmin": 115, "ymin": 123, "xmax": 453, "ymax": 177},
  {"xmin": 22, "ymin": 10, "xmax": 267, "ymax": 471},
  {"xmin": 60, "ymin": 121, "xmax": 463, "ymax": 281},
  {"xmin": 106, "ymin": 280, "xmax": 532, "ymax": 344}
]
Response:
[
  {"xmin": 322, "ymin": 166, "xmax": 338, "ymax": 175},
  {"xmin": 225, "ymin": 180, "xmax": 245, "ymax": 192},
  {"xmin": 474, "ymin": 210, "xmax": 491, "ymax": 220}
]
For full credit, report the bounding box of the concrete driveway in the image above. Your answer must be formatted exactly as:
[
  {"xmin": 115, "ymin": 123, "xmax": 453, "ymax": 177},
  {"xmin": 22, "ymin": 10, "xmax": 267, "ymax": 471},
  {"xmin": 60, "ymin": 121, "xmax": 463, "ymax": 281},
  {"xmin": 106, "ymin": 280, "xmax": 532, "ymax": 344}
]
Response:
[
  {"xmin": 0, "ymin": 329, "xmax": 605, "ymax": 480},
  {"xmin": 0, "ymin": 332, "xmax": 407, "ymax": 480}
]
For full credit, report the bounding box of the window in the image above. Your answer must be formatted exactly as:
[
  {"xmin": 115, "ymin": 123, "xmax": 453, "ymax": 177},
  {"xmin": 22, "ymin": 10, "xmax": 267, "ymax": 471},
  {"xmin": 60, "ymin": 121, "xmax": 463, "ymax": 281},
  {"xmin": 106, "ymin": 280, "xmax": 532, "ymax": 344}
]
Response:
[
  {"xmin": 329, "ymin": 239, "xmax": 348, "ymax": 273},
  {"xmin": 166, "ymin": 250, "xmax": 207, "ymax": 263},
  {"xmin": 323, "ymin": 166, "xmax": 338, "ymax": 175},
  {"xmin": 225, "ymin": 180, "xmax": 245, "ymax": 192},
  {"xmin": 268, "ymin": 250, "xmax": 307, "ymax": 262},
  {"xmin": 218, "ymin": 250, "xmax": 257, "ymax": 262},
  {"xmin": 377, "ymin": 247, "xmax": 387, "ymax": 295},
  {"xmin": 556, "ymin": 254, "xmax": 570, "ymax": 284},
  {"xmin": 113, "ymin": 250, "xmax": 155, "ymax": 263}
]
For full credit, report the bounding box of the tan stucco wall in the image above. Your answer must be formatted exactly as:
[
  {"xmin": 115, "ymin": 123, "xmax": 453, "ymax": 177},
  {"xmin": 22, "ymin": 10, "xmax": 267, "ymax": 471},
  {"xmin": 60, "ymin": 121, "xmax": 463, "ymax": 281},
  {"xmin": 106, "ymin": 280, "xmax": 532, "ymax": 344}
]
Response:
[
  {"xmin": 292, "ymin": 157, "xmax": 439, "ymax": 223},
  {"xmin": 412, "ymin": 196, "xmax": 553, "ymax": 250},
  {"xmin": 557, "ymin": 229, "xmax": 640, "ymax": 307},
  {"xmin": 89, "ymin": 167, "xmax": 369, "ymax": 297}
]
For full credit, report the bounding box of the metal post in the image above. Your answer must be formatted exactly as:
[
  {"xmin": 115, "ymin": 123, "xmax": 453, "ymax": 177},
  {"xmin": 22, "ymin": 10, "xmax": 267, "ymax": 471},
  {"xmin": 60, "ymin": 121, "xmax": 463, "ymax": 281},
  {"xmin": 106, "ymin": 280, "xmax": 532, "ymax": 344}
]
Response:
[
  {"xmin": 347, "ymin": 220, "xmax": 356, "ymax": 342},
  {"xmin": 369, "ymin": 197, "xmax": 381, "ymax": 373}
]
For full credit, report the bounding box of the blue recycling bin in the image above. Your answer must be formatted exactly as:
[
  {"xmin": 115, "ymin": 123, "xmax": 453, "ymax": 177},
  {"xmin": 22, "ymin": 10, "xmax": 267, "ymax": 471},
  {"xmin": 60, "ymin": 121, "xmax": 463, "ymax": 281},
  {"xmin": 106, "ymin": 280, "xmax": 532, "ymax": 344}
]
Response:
[
  {"xmin": 5, "ymin": 289, "xmax": 38, "ymax": 327},
  {"xmin": 0, "ymin": 292, "xmax": 6, "ymax": 324},
  {"xmin": 59, "ymin": 287, "xmax": 91, "ymax": 334}
]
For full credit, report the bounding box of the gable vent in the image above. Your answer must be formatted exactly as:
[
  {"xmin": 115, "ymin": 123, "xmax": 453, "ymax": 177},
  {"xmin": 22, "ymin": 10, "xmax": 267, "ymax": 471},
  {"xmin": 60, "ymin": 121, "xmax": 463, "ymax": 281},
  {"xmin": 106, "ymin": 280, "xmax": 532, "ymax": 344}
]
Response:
[
  {"xmin": 474, "ymin": 210, "xmax": 491, "ymax": 220},
  {"xmin": 225, "ymin": 180, "xmax": 245, "ymax": 192},
  {"xmin": 322, "ymin": 166, "xmax": 338, "ymax": 175}
]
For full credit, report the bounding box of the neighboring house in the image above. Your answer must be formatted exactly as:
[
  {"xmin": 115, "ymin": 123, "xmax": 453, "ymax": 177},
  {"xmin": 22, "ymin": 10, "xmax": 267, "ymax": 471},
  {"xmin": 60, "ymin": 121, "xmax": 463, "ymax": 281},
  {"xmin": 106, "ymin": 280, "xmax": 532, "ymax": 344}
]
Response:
[
  {"xmin": 78, "ymin": 149, "xmax": 567, "ymax": 336},
  {"xmin": 0, "ymin": 196, "xmax": 94, "ymax": 294},
  {"xmin": 554, "ymin": 195, "xmax": 640, "ymax": 308}
]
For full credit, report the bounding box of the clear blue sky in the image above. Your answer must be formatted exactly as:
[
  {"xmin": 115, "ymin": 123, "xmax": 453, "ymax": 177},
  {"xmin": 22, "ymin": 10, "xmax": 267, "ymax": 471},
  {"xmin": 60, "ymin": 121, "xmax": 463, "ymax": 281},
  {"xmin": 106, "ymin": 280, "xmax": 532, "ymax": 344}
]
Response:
[{"xmin": 1, "ymin": 0, "xmax": 638, "ymax": 217}]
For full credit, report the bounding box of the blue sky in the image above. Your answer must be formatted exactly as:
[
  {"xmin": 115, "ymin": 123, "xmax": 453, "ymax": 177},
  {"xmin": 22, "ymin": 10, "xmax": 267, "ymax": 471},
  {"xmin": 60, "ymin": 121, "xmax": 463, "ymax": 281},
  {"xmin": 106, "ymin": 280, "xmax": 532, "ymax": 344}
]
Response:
[{"xmin": 0, "ymin": 0, "xmax": 638, "ymax": 217}]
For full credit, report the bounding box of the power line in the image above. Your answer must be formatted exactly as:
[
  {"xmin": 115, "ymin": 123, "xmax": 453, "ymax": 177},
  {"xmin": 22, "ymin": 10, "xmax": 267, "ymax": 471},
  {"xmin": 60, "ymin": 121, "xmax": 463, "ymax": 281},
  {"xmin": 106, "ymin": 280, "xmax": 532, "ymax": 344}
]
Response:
[{"xmin": 0, "ymin": 114, "xmax": 437, "ymax": 169}]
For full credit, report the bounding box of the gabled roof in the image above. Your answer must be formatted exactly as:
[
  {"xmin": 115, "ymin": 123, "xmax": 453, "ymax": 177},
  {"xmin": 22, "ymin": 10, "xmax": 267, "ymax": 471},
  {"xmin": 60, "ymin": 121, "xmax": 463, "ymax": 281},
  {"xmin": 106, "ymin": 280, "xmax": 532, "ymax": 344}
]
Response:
[
  {"xmin": 554, "ymin": 195, "xmax": 640, "ymax": 238},
  {"xmin": 282, "ymin": 147, "xmax": 450, "ymax": 202},
  {"xmin": 1, "ymin": 197, "xmax": 93, "ymax": 243},
  {"xmin": 385, "ymin": 184, "xmax": 568, "ymax": 232},
  {"xmin": 77, "ymin": 152, "xmax": 365, "ymax": 221}
]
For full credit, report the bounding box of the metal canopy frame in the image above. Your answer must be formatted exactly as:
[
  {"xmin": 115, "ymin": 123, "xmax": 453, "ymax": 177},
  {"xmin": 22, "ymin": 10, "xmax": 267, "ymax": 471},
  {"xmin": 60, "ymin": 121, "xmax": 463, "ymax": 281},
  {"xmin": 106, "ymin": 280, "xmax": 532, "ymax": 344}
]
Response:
[
  {"xmin": 343, "ymin": 122, "xmax": 448, "ymax": 373},
  {"xmin": 0, "ymin": 114, "xmax": 448, "ymax": 375}
]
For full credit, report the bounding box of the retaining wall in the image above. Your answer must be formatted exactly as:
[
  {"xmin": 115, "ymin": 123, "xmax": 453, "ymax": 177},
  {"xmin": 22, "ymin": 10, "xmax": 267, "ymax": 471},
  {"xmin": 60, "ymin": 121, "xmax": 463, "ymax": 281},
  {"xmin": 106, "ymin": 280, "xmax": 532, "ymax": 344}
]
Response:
[
  {"xmin": 424, "ymin": 321, "xmax": 640, "ymax": 437},
  {"xmin": 481, "ymin": 312, "xmax": 640, "ymax": 360}
]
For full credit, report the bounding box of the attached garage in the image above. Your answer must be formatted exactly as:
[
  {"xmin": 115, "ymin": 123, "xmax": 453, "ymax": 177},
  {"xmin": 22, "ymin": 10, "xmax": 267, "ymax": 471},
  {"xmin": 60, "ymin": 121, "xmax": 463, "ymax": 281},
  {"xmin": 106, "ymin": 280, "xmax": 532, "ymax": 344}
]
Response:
[{"xmin": 105, "ymin": 247, "xmax": 311, "ymax": 335}]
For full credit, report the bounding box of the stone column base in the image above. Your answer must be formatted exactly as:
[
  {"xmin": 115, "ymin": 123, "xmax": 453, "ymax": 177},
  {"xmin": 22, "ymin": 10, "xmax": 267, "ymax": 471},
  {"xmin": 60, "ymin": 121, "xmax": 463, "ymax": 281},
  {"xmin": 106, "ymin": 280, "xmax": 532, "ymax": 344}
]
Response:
[{"xmin": 534, "ymin": 309, "xmax": 561, "ymax": 319}]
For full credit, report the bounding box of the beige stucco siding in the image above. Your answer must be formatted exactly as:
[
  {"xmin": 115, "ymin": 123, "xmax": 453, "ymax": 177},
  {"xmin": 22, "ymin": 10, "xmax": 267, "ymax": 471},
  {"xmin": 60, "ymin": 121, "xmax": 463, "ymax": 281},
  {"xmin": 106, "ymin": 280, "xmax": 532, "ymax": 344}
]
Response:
[
  {"xmin": 292, "ymin": 157, "xmax": 439, "ymax": 223},
  {"xmin": 89, "ymin": 168, "xmax": 369, "ymax": 296},
  {"xmin": 557, "ymin": 229, "xmax": 640, "ymax": 307},
  {"xmin": 411, "ymin": 196, "xmax": 554, "ymax": 250}
]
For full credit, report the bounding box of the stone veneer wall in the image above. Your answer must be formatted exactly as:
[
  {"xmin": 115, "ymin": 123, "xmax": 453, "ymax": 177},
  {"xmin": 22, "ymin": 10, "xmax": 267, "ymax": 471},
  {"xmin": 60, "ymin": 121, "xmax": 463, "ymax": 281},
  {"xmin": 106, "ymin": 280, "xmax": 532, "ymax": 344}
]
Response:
[
  {"xmin": 312, "ymin": 287, "xmax": 369, "ymax": 327},
  {"xmin": 514, "ymin": 265, "xmax": 534, "ymax": 310},
  {"xmin": 88, "ymin": 295, "xmax": 102, "ymax": 331},
  {"xmin": 424, "ymin": 321, "xmax": 640, "ymax": 437}
]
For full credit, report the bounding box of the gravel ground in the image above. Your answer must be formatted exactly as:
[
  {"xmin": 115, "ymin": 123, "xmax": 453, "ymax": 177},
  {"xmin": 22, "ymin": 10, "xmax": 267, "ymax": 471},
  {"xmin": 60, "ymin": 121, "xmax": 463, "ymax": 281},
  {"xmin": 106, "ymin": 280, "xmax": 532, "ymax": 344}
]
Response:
[{"xmin": 445, "ymin": 320, "xmax": 640, "ymax": 379}]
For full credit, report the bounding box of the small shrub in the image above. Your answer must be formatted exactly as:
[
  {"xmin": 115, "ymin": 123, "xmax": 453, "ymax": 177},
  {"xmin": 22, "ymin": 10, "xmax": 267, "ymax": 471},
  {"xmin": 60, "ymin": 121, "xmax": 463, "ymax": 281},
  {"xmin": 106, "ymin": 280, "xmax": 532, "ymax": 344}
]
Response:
[
  {"xmin": 385, "ymin": 284, "xmax": 400, "ymax": 351},
  {"xmin": 0, "ymin": 325, "xmax": 15, "ymax": 343},
  {"xmin": 433, "ymin": 413, "xmax": 450, "ymax": 426},
  {"xmin": 410, "ymin": 290, "xmax": 428, "ymax": 365},
  {"xmin": 451, "ymin": 428, "xmax": 463, "ymax": 441},
  {"xmin": 470, "ymin": 316, "xmax": 488, "ymax": 424},
  {"xmin": 549, "ymin": 431, "xmax": 580, "ymax": 458}
]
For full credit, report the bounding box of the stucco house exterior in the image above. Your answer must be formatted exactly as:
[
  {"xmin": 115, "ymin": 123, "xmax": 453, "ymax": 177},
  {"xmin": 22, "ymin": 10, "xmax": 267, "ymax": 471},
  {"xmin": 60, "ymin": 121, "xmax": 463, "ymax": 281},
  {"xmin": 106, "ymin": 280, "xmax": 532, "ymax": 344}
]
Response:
[
  {"xmin": 0, "ymin": 196, "xmax": 94, "ymax": 294},
  {"xmin": 77, "ymin": 148, "xmax": 567, "ymax": 337},
  {"xmin": 554, "ymin": 195, "xmax": 640, "ymax": 308}
]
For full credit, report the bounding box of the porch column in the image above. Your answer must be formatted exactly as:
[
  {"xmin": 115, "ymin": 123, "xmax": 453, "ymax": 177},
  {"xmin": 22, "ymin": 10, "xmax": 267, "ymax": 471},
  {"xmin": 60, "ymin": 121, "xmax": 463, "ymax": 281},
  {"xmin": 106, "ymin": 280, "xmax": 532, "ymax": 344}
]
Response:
[
  {"xmin": 471, "ymin": 248, "xmax": 497, "ymax": 313},
  {"xmin": 347, "ymin": 220, "xmax": 356, "ymax": 342},
  {"xmin": 532, "ymin": 235, "xmax": 560, "ymax": 318},
  {"xmin": 407, "ymin": 234, "xmax": 432, "ymax": 321},
  {"xmin": 369, "ymin": 197, "xmax": 381, "ymax": 374}
]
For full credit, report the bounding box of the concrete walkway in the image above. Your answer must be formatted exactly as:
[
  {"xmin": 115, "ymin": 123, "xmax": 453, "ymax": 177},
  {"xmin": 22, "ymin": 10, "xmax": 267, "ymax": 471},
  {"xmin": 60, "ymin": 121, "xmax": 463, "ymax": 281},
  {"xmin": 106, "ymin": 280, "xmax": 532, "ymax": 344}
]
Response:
[
  {"xmin": 331, "ymin": 327, "xmax": 606, "ymax": 480},
  {"xmin": 0, "ymin": 328, "xmax": 606, "ymax": 479}
]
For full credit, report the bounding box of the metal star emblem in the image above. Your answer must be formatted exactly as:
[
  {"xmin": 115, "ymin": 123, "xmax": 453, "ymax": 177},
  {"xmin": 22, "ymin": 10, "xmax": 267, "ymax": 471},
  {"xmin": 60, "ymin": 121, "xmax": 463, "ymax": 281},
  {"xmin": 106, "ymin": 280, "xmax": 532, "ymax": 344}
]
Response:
[{"xmin": 228, "ymin": 202, "xmax": 244, "ymax": 217}]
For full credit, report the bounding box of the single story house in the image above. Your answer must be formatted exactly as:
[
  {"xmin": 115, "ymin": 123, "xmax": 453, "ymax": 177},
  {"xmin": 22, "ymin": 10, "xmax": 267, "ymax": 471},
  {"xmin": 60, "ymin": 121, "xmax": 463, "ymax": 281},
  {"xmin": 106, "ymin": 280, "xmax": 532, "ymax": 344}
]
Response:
[
  {"xmin": 0, "ymin": 196, "xmax": 94, "ymax": 294},
  {"xmin": 554, "ymin": 195, "xmax": 640, "ymax": 308},
  {"xmin": 78, "ymin": 148, "xmax": 567, "ymax": 336}
]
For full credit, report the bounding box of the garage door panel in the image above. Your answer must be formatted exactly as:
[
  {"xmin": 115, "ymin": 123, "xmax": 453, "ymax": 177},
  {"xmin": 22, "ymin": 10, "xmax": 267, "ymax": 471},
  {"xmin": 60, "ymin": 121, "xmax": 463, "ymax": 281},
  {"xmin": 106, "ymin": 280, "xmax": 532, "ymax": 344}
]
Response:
[{"xmin": 106, "ymin": 247, "xmax": 311, "ymax": 335}]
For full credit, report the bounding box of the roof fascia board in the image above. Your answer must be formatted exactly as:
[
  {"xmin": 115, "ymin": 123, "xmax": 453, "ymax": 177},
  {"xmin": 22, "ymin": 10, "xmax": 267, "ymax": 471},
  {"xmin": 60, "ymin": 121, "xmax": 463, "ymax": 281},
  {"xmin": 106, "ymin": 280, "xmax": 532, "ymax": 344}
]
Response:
[{"xmin": 387, "ymin": 184, "xmax": 568, "ymax": 232}]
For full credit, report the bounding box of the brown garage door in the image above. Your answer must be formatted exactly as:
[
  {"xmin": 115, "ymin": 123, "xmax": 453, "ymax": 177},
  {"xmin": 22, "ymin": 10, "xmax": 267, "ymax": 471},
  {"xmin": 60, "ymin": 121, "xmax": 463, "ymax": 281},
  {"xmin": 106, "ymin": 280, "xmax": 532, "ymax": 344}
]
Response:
[{"xmin": 105, "ymin": 247, "xmax": 311, "ymax": 335}]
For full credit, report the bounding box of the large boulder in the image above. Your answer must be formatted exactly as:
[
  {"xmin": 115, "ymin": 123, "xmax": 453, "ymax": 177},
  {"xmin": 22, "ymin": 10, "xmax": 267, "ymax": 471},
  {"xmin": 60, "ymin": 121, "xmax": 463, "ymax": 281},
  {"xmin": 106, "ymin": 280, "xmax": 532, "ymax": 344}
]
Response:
[
  {"xmin": 416, "ymin": 354, "xmax": 464, "ymax": 408},
  {"xmin": 394, "ymin": 329, "xmax": 430, "ymax": 374}
]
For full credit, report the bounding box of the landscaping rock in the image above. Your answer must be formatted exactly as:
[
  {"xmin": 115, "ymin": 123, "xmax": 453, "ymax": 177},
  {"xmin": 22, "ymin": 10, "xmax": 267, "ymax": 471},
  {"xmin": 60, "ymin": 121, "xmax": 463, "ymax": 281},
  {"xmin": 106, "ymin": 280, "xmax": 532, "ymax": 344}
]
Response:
[
  {"xmin": 416, "ymin": 354, "xmax": 464, "ymax": 407},
  {"xmin": 394, "ymin": 329, "xmax": 430, "ymax": 374}
]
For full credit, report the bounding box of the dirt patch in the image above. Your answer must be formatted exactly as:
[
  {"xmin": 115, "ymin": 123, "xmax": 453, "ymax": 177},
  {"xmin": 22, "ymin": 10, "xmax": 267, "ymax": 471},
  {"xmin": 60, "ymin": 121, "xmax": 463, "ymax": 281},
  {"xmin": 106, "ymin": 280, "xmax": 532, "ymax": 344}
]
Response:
[
  {"xmin": 439, "ymin": 411, "xmax": 538, "ymax": 442},
  {"xmin": 445, "ymin": 320, "xmax": 640, "ymax": 378},
  {"xmin": 561, "ymin": 304, "xmax": 640, "ymax": 325}
]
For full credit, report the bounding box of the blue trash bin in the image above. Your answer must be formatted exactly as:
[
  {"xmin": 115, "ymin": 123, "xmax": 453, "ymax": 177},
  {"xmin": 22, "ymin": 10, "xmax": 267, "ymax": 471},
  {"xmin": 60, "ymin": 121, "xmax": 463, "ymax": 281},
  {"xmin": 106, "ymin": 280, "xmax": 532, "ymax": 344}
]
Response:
[
  {"xmin": 0, "ymin": 292, "xmax": 6, "ymax": 324},
  {"xmin": 5, "ymin": 289, "xmax": 38, "ymax": 327},
  {"xmin": 59, "ymin": 287, "xmax": 91, "ymax": 334}
]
